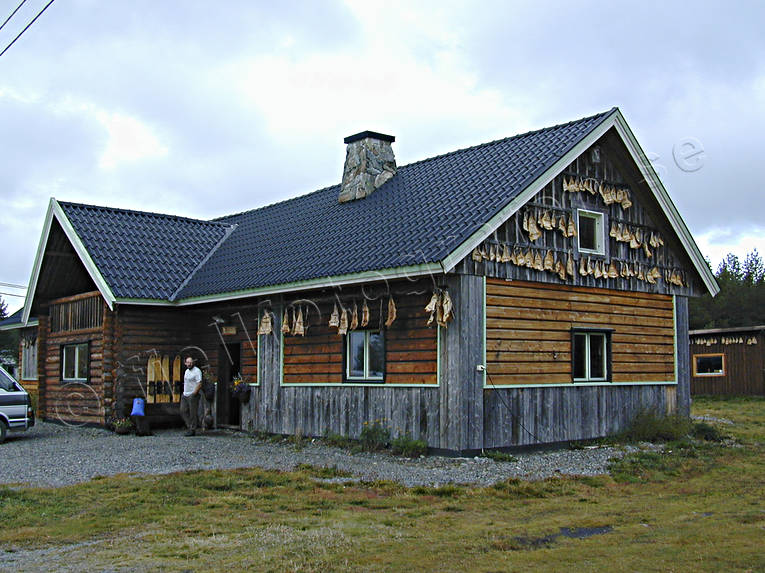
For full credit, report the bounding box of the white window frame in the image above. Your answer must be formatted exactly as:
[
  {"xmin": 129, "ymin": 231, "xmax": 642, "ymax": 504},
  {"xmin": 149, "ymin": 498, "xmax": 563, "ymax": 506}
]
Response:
[
  {"xmin": 62, "ymin": 342, "xmax": 89, "ymax": 382},
  {"xmin": 577, "ymin": 209, "xmax": 605, "ymax": 255},
  {"xmin": 345, "ymin": 330, "xmax": 384, "ymax": 381},
  {"xmin": 572, "ymin": 330, "xmax": 609, "ymax": 382}
]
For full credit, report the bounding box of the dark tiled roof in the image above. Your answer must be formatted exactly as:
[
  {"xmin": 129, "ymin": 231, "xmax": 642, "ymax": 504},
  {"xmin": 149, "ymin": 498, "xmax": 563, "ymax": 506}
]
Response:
[
  {"xmin": 0, "ymin": 308, "xmax": 23, "ymax": 329},
  {"xmin": 59, "ymin": 203, "xmax": 235, "ymax": 299},
  {"xmin": 176, "ymin": 108, "xmax": 615, "ymax": 299},
  {"xmin": 57, "ymin": 108, "xmax": 616, "ymax": 301}
]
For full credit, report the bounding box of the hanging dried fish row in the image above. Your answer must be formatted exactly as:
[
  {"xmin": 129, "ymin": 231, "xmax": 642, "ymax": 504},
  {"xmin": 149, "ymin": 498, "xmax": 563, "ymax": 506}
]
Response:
[
  {"xmin": 563, "ymin": 175, "xmax": 633, "ymax": 209},
  {"xmin": 424, "ymin": 289, "xmax": 455, "ymax": 328}
]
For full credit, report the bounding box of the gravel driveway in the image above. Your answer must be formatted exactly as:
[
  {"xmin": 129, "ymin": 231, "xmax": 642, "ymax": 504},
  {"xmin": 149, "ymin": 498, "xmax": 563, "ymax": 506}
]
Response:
[{"xmin": 0, "ymin": 422, "xmax": 630, "ymax": 488}]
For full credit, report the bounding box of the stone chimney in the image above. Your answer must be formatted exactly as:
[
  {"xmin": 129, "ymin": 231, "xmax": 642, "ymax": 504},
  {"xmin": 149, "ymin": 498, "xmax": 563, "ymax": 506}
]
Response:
[{"xmin": 339, "ymin": 131, "xmax": 396, "ymax": 203}]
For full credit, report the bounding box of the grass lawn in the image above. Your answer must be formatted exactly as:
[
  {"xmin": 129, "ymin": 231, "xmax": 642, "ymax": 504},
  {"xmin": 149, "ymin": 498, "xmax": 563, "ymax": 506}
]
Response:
[{"xmin": 1, "ymin": 396, "xmax": 763, "ymax": 572}]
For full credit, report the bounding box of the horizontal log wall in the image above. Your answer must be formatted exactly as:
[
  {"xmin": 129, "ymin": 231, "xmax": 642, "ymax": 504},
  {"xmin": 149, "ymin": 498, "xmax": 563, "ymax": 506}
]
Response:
[
  {"xmin": 43, "ymin": 325, "xmax": 105, "ymax": 425},
  {"xmin": 282, "ymin": 288, "xmax": 437, "ymax": 385},
  {"xmin": 113, "ymin": 306, "xmax": 194, "ymax": 417},
  {"xmin": 690, "ymin": 331, "xmax": 765, "ymax": 396},
  {"xmin": 486, "ymin": 279, "xmax": 675, "ymax": 385}
]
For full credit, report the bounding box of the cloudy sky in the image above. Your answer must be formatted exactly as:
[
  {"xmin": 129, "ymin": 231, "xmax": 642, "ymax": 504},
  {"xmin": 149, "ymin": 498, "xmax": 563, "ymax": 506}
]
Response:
[{"xmin": 1, "ymin": 0, "xmax": 763, "ymax": 312}]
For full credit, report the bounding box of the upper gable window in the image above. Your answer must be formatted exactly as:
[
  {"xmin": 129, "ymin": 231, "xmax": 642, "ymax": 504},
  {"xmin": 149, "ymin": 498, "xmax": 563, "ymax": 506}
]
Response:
[{"xmin": 577, "ymin": 210, "xmax": 605, "ymax": 255}]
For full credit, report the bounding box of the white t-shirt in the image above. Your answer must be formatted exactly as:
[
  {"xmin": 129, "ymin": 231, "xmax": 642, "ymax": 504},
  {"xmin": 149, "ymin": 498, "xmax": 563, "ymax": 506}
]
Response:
[{"xmin": 183, "ymin": 366, "xmax": 202, "ymax": 396}]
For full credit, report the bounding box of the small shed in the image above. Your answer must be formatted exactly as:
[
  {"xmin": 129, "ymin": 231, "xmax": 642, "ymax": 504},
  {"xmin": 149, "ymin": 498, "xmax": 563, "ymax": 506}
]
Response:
[{"xmin": 689, "ymin": 326, "xmax": 765, "ymax": 396}]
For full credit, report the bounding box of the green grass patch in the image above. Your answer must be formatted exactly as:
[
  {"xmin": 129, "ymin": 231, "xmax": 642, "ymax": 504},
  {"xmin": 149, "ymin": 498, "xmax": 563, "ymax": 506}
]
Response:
[
  {"xmin": 0, "ymin": 397, "xmax": 762, "ymax": 571},
  {"xmin": 480, "ymin": 450, "xmax": 518, "ymax": 462}
]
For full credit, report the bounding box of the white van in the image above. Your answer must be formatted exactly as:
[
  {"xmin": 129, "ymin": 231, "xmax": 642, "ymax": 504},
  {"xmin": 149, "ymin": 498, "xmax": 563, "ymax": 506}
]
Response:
[{"xmin": 0, "ymin": 365, "xmax": 34, "ymax": 443}]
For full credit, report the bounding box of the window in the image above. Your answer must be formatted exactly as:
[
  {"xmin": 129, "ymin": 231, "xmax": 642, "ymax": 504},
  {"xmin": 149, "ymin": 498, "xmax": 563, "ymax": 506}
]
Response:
[
  {"xmin": 693, "ymin": 354, "xmax": 725, "ymax": 377},
  {"xmin": 577, "ymin": 210, "xmax": 605, "ymax": 254},
  {"xmin": 21, "ymin": 336, "xmax": 37, "ymax": 380},
  {"xmin": 62, "ymin": 343, "xmax": 89, "ymax": 381},
  {"xmin": 346, "ymin": 330, "xmax": 384, "ymax": 381},
  {"xmin": 572, "ymin": 330, "xmax": 610, "ymax": 382}
]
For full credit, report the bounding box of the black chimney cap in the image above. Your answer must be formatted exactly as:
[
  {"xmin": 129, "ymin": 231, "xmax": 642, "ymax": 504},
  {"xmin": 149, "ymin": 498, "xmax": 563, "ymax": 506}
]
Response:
[{"xmin": 344, "ymin": 131, "xmax": 395, "ymax": 144}]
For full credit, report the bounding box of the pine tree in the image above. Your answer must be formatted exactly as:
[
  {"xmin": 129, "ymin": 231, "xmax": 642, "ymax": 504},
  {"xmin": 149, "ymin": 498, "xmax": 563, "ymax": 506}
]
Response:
[{"xmin": 689, "ymin": 249, "xmax": 765, "ymax": 329}]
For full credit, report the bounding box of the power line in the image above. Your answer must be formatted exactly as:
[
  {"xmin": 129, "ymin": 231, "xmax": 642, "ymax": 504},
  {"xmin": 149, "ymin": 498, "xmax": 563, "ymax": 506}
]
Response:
[
  {"xmin": 0, "ymin": 0, "xmax": 28, "ymax": 33},
  {"xmin": 0, "ymin": 292, "xmax": 25, "ymax": 297},
  {"xmin": 0, "ymin": 0, "xmax": 56, "ymax": 59},
  {"xmin": 0, "ymin": 282, "xmax": 26, "ymax": 289}
]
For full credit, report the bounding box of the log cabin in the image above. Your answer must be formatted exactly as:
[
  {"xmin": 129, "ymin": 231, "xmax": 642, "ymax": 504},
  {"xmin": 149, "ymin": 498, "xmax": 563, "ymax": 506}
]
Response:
[
  {"xmin": 5, "ymin": 108, "xmax": 719, "ymax": 453},
  {"xmin": 689, "ymin": 325, "xmax": 764, "ymax": 396}
]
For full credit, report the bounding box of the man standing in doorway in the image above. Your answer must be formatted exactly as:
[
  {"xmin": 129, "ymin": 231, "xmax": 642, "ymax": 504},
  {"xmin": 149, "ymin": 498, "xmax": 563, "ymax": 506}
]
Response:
[{"xmin": 180, "ymin": 356, "xmax": 202, "ymax": 436}]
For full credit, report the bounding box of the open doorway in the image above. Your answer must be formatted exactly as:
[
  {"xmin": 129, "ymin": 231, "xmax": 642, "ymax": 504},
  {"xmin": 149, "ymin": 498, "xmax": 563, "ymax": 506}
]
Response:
[{"xmin": 217, "ymin": 342, "xmax": 241, "ymax": 427}]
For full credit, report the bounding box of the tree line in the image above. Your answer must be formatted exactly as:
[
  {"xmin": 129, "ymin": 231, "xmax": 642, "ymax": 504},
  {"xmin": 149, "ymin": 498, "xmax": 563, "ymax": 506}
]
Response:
[{"xmin": 689, "ymin": 249, "xmax": 765, "ymax": 330}]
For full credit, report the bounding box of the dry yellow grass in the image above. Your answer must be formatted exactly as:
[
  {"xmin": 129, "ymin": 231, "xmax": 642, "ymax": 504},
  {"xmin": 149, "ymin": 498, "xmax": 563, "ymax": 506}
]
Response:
[{"xmin": 1, "ymin": 396, "xmax": 762, "ymax": 572}]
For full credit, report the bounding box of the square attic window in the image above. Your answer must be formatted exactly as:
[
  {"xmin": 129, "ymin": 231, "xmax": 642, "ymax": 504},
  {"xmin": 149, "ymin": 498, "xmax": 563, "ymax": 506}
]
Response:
[{"xmin": 578, "ymin": 209, "xmax": 605, "ymax": 255}]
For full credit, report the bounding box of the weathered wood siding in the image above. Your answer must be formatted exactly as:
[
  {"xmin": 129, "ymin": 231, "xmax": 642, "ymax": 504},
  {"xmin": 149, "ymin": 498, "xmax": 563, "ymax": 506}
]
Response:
[
  {"xmin": 18, "ymin": 327, "xmax": 39, "ymax": 394},
  {"xmin": 690, "ymin": 329, "xmax": 765, "ymax": 396},
  {"xmin": 486, "ymin": 279, "xmax": 675, "ymax": 385},
  {"xmin": 457, "ymin": 132, "xmax": 704, "ymax": 298},
  {"xmin": 483, "ymin": 384, "xmax": 677, "ymax": 447},
  {"xmin": 234, "ymin": 281, "xmax": 443, "ymax": 445}
]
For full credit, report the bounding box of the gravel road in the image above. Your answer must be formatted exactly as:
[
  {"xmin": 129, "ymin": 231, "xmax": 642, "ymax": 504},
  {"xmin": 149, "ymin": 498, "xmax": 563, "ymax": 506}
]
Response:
[{"xmin": 0, "ymin": 422, "xmax": 632, "ymax": 489}]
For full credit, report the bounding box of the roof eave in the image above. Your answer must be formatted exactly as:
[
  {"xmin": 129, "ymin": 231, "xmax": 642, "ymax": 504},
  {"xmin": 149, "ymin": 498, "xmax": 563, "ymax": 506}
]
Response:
[
  {"xmin": 22, "ymin": 198, "xmax": 116, "ymax": 323},
  {"xmin": 612, "ymin": 112, "xmax": 719, "ymax": 297},
  {"xmin": 440, "ymin": 109, "xmax": 618, "ymax": 274},
  {"xmin": 439, "ymin": 109, "xmax": 719, "ymax": 298},
  {"xmin": 114, "ymin": 261, "xmax": 446, "ymax": 307}
]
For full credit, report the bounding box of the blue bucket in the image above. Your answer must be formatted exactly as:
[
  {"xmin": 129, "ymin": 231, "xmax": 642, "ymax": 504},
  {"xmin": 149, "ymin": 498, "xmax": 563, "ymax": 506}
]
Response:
[{"xmin": 130, "ymin": 397, "xmax": 146, "ymax": 417}]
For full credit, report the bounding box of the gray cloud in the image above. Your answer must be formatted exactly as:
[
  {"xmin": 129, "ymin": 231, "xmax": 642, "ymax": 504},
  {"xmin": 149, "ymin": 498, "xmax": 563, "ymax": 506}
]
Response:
[{"xmin": 0, "ymin": 0, "xmax": 762, "ymax": 310}]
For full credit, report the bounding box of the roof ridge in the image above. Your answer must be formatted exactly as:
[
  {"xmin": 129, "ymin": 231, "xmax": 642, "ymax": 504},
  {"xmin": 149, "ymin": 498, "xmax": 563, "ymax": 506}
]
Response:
[
  {"xmin": 212, "ymin": 184, "xmax": 338, "ymax": 222},
  {"xmin": 169, "ymin": 223, "xmax": 240, "ymax": 301},
  {"xmin": 214, "ymin": 108, "xmax": 617, "ymax": 223},
  {"xmin": 399, "ymin": 107, "xmax": 618, "ymax": 170},
  {"xmin": 59, "ymin": 200, "xmax": 234, "ymax": 229}
]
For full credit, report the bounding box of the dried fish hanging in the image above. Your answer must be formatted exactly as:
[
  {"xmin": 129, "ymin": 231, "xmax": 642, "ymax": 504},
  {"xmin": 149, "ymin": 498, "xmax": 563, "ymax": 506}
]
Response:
[
  {"xmin": 527, "ymin": 212, "xmax": 542, "ymax": 241},
  {"xmin": 425, "ymin": 291, "xmax": 439, "ymax": 326},
  {"xmin": 566, "ymin": 215, "xmax": 577, "ymax": 238},
  {"xmin": 361, "ymin": 300, "xmax": 370, "ymax": 327},
  {"xmin": 543, "ymin": 250, "xmax": 554, "ymax": 271},
  {"xmin": 338, "ymin": 306, "xmax": 349, "ymax": 335},
  {"xmin": 349, "ymin": 301, "xmax": 359, "ymax": 330},
  {"xmin": 556, "ymin": 259, "xmax": 567, "ymax": 281},
  {"xmin": 292, "ymin": 307, "xmax": 305, "ymax": 336},
  {"xmin": 257, "ymin": 310, "xmax": 273, "ymax": 335},
  {"xmin": 438, "ymin": 289, "xmax": 454, "ymax": 328},
  {"xmin": 533, "ymin": 251, "xmax": 544, "ymax": 271},
  {"xmin": 557, "ymin": 214, "xmax": 567, "ymax": 236},
  {"xmin": 561, "ymin": 251, "xmax": 571, "ymax": 278},
  {"xmin": 471, "ymin": 247, "xmax": 482, "ymax": 262},
  {"xmin": 329, "ymin": 302, "xmax": 340, "ymax": 327},
  {"xmin": 385, "ymin": 296, "xmax": 397, "ymax": 328},
  {"xmin": 541, "ymin": 210, "xmax": 554, "ymax": 230},
  {"xmin": 281, "ymin": 309, "xmax": 290, "ymax": 334}
]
